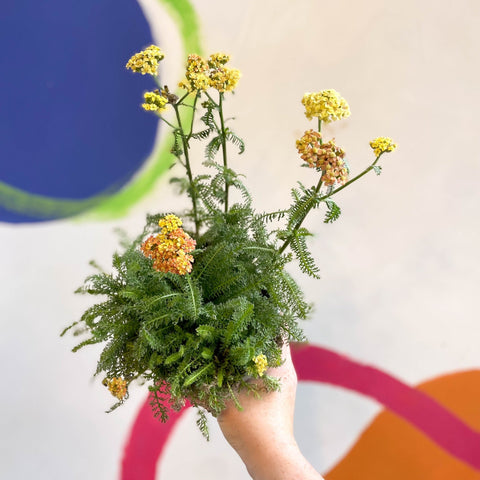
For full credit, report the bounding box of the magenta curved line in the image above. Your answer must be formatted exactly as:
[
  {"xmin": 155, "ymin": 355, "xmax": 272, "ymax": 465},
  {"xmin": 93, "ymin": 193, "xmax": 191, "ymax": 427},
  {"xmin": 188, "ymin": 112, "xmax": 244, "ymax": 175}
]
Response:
[
  {"xmin": 121, "ymin": 398, "xmax": 191, "ymax": 479},
  {"xmin": 292, "ymin": 344, "xmax": 480, "ymax": 471},
  {"xmin": 121, "ymin": 344, "xmax": 480, "ymax": 479}
]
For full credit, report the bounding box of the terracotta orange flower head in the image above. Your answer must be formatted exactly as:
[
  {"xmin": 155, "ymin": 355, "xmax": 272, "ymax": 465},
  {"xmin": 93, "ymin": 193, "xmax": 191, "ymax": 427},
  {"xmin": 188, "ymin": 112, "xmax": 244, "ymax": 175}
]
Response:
[{"xmin": 140, "ymin": 215, "xmax": 196, "ymax": 275}]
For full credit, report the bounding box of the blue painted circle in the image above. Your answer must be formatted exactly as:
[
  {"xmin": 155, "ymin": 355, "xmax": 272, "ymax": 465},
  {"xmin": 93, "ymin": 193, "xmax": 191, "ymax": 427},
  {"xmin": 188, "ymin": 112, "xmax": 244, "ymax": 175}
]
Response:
[{"xmin": 0, "ymin": 0, "xmax": 158, "ymax": 223}]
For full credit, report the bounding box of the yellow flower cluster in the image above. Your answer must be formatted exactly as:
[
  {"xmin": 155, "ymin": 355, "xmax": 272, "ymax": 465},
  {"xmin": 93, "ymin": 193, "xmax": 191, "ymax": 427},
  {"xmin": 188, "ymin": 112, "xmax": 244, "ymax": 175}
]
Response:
[
  {"xmin": 179, "ymin": 54, "xmax": 210, "ymax": 92},
  {"xmin": 126, "ymin": 45, "xmax": 164, "ymax": 76},
  {"xmin": 369, "ymin": 137, "xmax": 398, "ymax": 157},
  {"xmin": 106, "ymin": 377, "xmax": 127, "ymax": 400},
  {"xmin": 302, "ymin": 89, "xmax": 351, "ymax": 123},
  {"xmin": 296, "ymin": 130, "xmax": 348, "ymax": 186},
  {"xmin": 140, "ymin": 215, "xmax": 196, "ymax": 275},
  {"xmin": 179, "ymin": 52, "xmax": 241, "ymax": 93},
  {"xmin": 158, "ymin": 213, "xmax": 183, "ymax": 232},
  {"xmin": 209, "ymin": 67, "xmax": 241, "ymax": 93},
  {"xmin": 253, "ymin": 354, "xmax": 268, "ymax": 377},
  {"xmin": 142, "ymin": 90, "xmax": 168, "ymax": 112},
  {"xmin": 296, "ymin": 129, "xmax": 323, "ymax": 166},
  {"xmin": 208, "ymin": 53, "xmax": 230, "ymax": 68}
]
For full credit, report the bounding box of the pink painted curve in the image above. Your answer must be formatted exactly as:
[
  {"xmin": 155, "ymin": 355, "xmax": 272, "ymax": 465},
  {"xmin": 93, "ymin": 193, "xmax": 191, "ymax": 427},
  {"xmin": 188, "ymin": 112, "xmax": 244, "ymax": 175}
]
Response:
[
  {"xmin": 121, "ymin": 397, "xmax": 190, "ymax": 480},
  {"xmin": 292, "ymin": 344, "xmax": 480, "ymax": 471},
  {"xmin": 121, "ymin": 344, "xmax": 480, "ymax": 478}
]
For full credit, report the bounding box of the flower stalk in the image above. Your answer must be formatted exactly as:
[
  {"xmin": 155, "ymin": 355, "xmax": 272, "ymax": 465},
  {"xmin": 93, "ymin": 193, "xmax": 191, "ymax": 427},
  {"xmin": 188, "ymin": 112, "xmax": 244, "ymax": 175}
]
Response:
[
  {"xmin": 277, "ymin": 176, "xmax": 323, "ymax": 255},
  {"xmin": 320, "ymin": 153, "xmax": 384, "ymax": 199},
  {"xmin": 218, "ymin": 93, "xmax": 230, "ymax": 212},
  {"xmin": 172, "ymin": 103, "xmax": 200, "ymax": 237}
]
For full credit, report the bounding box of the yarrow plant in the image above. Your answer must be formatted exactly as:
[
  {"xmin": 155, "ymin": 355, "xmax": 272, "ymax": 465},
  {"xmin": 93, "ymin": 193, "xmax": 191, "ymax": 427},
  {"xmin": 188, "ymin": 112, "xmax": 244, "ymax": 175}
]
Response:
[{"xmin": 62, "ymin": 45, "xmax": 397, "ymax": 439}]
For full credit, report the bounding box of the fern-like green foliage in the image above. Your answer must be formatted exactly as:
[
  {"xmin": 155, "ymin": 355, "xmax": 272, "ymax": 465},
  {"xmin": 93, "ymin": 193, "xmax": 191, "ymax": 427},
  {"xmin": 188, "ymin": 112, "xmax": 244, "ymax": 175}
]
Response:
[
  {"xmin": 62, "ymin": 169, "xmax": 308, "ymax": 426},
  {"xmin": 324, "ymin": 200, "xmax": 342, "ymax": 224},
  {"xmin": 289, "ymin": 228, "xmax": 321, "ymax": 279},
  {"xmin": 63, "ymin": 47, "xmax": 394, "ymax": 439},
  {"xmin": 196, "ymin": 408, "xmax": 210, "ymax": 440}
]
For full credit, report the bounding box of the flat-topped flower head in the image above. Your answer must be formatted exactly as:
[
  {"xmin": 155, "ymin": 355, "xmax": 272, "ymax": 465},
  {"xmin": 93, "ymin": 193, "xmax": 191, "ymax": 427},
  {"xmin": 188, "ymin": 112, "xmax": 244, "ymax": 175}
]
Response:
[
  {"xmin": 253, "ymin": 354, "xmax": 268, "ymax": 377},
  {"xmin": 141, "ymin": 215, "xmax": 196, "ymax": 275},
  {"xmin": 369, "ymin": 137, "xmax": 398, "ymax": 157},
  {"xmin": 302, "ymin": 89, "xmax": 351, "ymax": 123},
  {"xmin": 209, "ymin": 67, "xmax": 241, "ymax": 92},
  {"xmin": 296, "ymin": 130, "xmax": 348, "ymax": 186},
  {"xmin": 126, "ymin": 45, "xmax": 164, "ymax": 76},
  {"xmin": 106, "ymin": 377, "xmax": 127, "ymax": 400},
  {"xmin": 178, "ymin": 52, "xmax": 241, "ymax": 93},
  {"xmin": 179, "ymin": 54, "xmax": 210, "ymax": 92},
  {"xmin": 185, "ymin": 54, "xmax": 209, "ymax": 75},
  {"xmin": 208, "ymin": 51, "xmax": 240, "ymax": 92},
  {"xmin": 142, "ymin": 90, "xmax": 168, "ymax": 112}
]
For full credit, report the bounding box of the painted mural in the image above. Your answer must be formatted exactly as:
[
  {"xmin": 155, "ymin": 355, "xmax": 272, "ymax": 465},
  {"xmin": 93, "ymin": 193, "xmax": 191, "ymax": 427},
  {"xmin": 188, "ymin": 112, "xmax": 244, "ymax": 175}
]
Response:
[
  {"xmin": 0, "ymin": 0, "xmax": 201, "ymax": 222},
  {"xmin": 121, "ymin": 346, "xmax": 480, "ymax": 479},
  {"xmin": 1, "ymin": 0, "xmax": 479, "ymax": 479}
]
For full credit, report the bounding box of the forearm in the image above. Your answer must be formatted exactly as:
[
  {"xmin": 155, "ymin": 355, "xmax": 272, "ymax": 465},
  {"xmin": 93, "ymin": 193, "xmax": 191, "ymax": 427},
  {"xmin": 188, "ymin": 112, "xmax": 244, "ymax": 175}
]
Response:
[
  {"xmin": 241, "ymin": 439, "xmax": 324, "ymax": 480},
  {"xmin": 218, "ymin": 345, "xmax": 323, "ymax": 480}
]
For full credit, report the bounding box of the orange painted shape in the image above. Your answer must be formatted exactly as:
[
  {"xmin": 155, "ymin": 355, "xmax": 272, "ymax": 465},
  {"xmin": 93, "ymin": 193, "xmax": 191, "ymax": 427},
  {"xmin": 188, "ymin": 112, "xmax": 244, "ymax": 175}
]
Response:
[{"xmin": 325, "ymin": 370, "xmax": 480, "ymax": 480}]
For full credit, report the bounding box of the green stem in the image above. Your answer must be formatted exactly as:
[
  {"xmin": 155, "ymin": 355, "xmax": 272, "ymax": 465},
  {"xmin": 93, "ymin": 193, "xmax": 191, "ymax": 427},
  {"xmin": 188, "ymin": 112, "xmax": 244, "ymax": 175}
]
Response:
[
  {"xmin": 218, "ymin": 92, "xmax": 229, "ymax": 213},
  {"xmin": 319, "ymin": 153, "xmax": 384, "ymax": 201},
  {"xmin": 204, "ymin": 91, "xmax": 219, "ymax": 107},
  {"xmin": 277, "ymin": 153, "xmax": 384, "ymax": 256},
  {"xmin": 157, "ymin": 115, "xmax": 177, "ymax": 130},
  {"xmin": 158, "ymin": 115, "xmax": 185, "ymax": 167},
  {"xmin": 173, "ymin": 104, "xmax": 200, "ymax": 237},
  {"xmin": 278, "ymin": 176, "xmax": 323, "ymax": 255},
  {"xmin": 176, "ymin": 91, "xmax": 191, "ymax": 106},
  {"xmin": 186, "ymin": 94, "xmax": 199, "ymax": 141}
]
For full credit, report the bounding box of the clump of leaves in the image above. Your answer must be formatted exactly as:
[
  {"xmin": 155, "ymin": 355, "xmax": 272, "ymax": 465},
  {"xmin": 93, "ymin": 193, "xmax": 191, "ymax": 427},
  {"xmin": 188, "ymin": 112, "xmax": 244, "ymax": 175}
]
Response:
[{"xmin": 62, "ymin": 47, "xmax": 396, "ymax": 439}]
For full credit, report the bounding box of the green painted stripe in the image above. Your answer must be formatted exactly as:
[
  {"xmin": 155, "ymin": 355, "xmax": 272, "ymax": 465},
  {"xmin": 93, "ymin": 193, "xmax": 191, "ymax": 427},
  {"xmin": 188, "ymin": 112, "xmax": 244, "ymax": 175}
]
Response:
[{"xmin": 0, "ymin": 180, "xmax": 105, "ymax": 218}]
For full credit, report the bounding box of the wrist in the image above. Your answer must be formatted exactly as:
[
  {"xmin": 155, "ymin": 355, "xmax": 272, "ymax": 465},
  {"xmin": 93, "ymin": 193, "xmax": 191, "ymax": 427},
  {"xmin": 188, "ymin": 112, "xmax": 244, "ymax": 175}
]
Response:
[{"xmin": 246, "ymin": 440, "xmax": 322, "ymax": 480}]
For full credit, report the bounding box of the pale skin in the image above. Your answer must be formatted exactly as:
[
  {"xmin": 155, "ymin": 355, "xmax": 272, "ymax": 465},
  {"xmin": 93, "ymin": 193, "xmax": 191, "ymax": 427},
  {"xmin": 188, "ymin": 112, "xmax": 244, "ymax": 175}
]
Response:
[{"xmin": 217, "ymin": 344, "xmax": 325, "ymax": 480}]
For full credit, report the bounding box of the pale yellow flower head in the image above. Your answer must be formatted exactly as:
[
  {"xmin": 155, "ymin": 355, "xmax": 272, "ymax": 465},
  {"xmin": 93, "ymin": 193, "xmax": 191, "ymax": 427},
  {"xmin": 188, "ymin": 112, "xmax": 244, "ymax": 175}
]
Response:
[
  {"xmin": 209, "ymin": 67, "xmax": 241, "ymax": 92},
  {"xmin": 302, "ymin": 89, "xmax": 351, "ymax": 123},
  {"xmin": 369, "ymin": 137, "xmax": 397, "ymax": 157},
  {"xmin": 106, "ymin": 377, "xmax": 127, "ymax": 400},
  {"xmin": 178, "ymin": 54, "xmax": 210, "ymax": 92},
  {"xmin": 126, "ymin": 45, "xmax": 164, "ymax": 76},
  {"xmin": 158, "ymin": 214, "xmax": 183, "ymax": 233},
  {"xmin": 142, "ymin": 90, "xmax": 168, "ymax": 112},
  {"xmin": 178, "ymin": 52, "xmax": 241, "ymax": 93},
  {"xmin": 253, "ymin": 354, "xmax": 268, "ymax": 377}
]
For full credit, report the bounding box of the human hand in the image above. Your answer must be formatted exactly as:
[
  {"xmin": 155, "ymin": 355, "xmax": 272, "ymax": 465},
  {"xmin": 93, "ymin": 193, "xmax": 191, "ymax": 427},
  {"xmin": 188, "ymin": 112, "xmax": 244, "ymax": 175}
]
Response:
[{"xmin": 217, "ymin": 344, "xmax": 324, "ymax": 480}]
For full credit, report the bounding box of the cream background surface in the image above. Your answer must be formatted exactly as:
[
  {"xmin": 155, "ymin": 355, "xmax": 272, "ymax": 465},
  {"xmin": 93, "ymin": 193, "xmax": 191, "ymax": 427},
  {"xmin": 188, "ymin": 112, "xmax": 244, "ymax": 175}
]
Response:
[{"xmin": 1, "ymin": 0, "xmax": 479, "ymax": 478}]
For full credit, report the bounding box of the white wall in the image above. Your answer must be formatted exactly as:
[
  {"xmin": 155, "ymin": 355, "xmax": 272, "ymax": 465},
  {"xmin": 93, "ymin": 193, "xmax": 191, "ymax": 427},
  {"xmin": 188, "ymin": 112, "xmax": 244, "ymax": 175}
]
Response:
[{"xmin": 1, "ymin": 0, "xmax": 479, "ymax": 478}]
